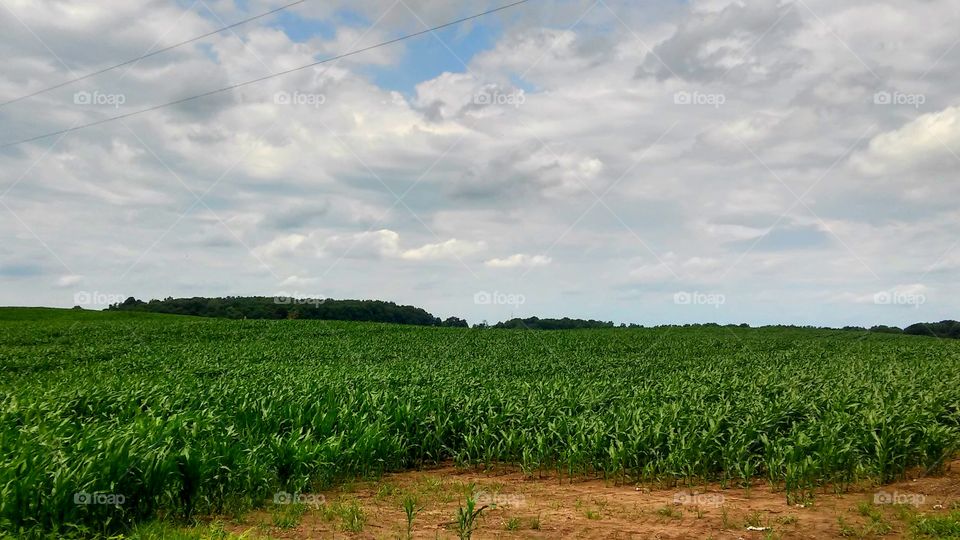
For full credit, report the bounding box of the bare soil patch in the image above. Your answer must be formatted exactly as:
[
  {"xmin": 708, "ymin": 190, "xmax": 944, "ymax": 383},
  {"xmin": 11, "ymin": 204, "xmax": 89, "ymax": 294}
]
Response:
[{"xmin": 226, "ymin": 461, "xmax": 960, "ymax": 539}]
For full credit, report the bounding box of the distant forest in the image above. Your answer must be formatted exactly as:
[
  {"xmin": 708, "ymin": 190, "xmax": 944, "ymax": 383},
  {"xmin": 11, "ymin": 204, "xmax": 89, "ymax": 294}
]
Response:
[
  {"xmin": 107, "ymin": 296, "xmax": 468, "ymax": 327},
  {"xmin": 851, "ymin": 320, "xmax": 960, "ymax": 339},
  {"xmin": 492, "ymin": 317, "xmax": 617, "ymax": 330},
  {"xmin": 105, "ymin": 296, "xmax": 958, "ymax": 338}
]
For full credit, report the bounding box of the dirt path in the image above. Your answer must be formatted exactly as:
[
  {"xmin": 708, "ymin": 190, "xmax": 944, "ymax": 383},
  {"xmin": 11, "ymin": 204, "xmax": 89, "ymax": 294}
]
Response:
[{"xmin": 226, "ymin": 461, "xmax": 960, "ymax": 539}]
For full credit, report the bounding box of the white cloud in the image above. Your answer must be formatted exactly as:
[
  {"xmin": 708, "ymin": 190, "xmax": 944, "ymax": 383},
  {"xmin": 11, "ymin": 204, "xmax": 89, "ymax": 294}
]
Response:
[
  {"xmin": 484, "ymin": 254, "xmax": 552, "ymax": 268},
  {"xmin": 254, "ymin": 234, "xmax": 308, "ymax": 259},
  {"xmin": 278, "ymin": 275, "xmax": 320, "ymax": 288},
  {"xmin": 851, "ymin": 106, "xmax": 960, "ymax": 176},
  {"xmin": 703, "ymin": 223, "xmax": 768, "ymax": 242},
  {"xmin": 1, "ymin": 0, "xmax": 959, "ymax": 326},
  {"xmin": 255, "ymin": 229, "xmax": 486, "ymax": 264},
  {"xmin": 54, "ymin": 274, "xmax": 83, "ymax": 288},
  {"xmin": 319, "ymin": 230, "xmax": 401, "ymax": 259},
  {"xmin": 401, "ymin": 239, "xmax": 487, "ymax": 261}
]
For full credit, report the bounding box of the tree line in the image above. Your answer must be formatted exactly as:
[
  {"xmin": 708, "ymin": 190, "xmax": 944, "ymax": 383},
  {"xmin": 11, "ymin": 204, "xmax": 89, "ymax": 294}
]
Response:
[
  {"xmin": 104, "ymin": 296, "xmax": 958, "ymax": 338},
  {"xmin": 107, "ymin": 296, "xmax": 468, "ymax": 327},
  {"xmin": 491, "ymin": 317, "xmax": 617, "ymax": 330},
  {"xmin": 844, "ymin": 320, "xmax": 960, "ymax": 339}
]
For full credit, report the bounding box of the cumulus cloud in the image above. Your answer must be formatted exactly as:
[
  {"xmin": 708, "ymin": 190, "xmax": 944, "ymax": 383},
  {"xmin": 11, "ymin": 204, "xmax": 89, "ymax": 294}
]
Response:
[
  {"xmin": 1, "ymin": 0, "xmax": 959, "ymax": 326},
  {"xmin": 277, "ymin": 275, "xmax": 320, "ymax": 288},
  {"xmin": 255, "ymin": 229, "xmax": 485, "ymax": 264},
  {"xmin": 400, "ymin": 239, "xmax": 487, "ymax": 261},
  {"xmin": 254, "ymin": 234, "xmax": 309, "ymax": 259},
  {"xmin": 851, "ymin": 106, "xmax": 960, "ymax": 176},
  {"xmin": 638, "ymin": 0, "xmax": 805, "ymax": 82},
  {"xmin": 319, "ymin": 230, "xmax": 402, "ymax": 259},
  {"xmin": 484, "ymin": 254, "xmax": 552, "ymax": 268}
]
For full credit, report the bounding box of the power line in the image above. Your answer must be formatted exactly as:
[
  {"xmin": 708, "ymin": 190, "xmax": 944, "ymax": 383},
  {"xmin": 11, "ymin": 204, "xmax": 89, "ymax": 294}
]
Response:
[
  {"xmin": 0, "ymin": 0, "xmax": 532, "ymax": 150},
  {"xmin": 0, "ymin": 0, "xmax": 308, "ymax": 109}
]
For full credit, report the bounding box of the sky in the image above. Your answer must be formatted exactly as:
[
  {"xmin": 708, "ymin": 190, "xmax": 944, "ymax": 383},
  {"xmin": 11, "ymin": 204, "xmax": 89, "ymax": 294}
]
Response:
[{"xmin": 0, "ymin": 0, "xmax": 958, "ymax": 327}]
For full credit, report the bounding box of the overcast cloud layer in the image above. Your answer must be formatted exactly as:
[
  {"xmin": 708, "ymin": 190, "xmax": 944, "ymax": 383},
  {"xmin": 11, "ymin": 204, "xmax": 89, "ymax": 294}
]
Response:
[{"xmin": 1, "ymin": 0, "xmax": 958, "ymax": 327}]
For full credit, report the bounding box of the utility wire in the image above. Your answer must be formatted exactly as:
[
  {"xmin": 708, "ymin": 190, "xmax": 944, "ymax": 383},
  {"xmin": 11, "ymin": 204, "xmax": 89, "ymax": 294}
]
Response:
[
  {"xmin": 0, "ymin": 0, "xmax": 531, "ymax": 150},
  {"xmin": 0, "ymin": 0, "xmax": 309, "ymax": 108}
]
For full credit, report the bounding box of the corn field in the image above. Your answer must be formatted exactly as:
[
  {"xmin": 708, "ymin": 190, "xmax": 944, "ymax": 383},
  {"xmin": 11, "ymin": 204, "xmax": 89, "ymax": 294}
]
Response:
[{"xmin": 1, "ymin": 309, "xmax": 959, "ymax": 537}]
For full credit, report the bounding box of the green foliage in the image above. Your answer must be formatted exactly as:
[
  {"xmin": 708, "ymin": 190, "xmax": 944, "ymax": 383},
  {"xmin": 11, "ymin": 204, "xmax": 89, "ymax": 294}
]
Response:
[
  {"xmin": 867, "ymin": 325, "xmax": 903, "ymax": 334},
  {"xmin": 655, "ymin": 506, "xmax": 679, "ymax": 519},
  {"xmin": 271, "ymin": 503, "xmax": 307, "ymax": 529},
  {"xmin": 125, "ymin": 519, "xmax": 252, "ymax": 539},
  {"xmin": 106, "ymin": 296, "xmax": 447, "ymax": 326},
  {"xmin": 1, "ymin": 308, "xmax": 959, "ymax": 537},
  {"xmin": 455, "ymin": 496, "xmax": 487, "ymax": 539},
  {"xmin": 904, "ymin": 320, "xmax": 960, "ymax": 339},
  {"xmin": 401, "ymin": 494, "xmax": 422, "ymax": 539},
  {"xmin": 318, "ymin": 499, "xmax": 365, "ymax": 533},
  {"xmin": 493, "ymin": 316, "xmax": 615, "ymax": 329},
  {"xmin": 911, "ymin": 510, "xmax": 960, "ymax": 538},
  {"xmin": 777, "ymin": 514, "xmax": 798, "ymax": 525},
  {"xmin": 838, "ymin": 516, "xmax": 857, "ymax": 537},
  {"xmin": 441, "ymin": 317, "xmax": 469, "ymax": 328}
]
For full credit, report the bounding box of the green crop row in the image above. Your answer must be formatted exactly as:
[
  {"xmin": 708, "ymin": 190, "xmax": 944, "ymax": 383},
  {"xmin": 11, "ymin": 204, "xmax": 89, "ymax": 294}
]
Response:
[{"xmin": 1, "ymin": 309, "xmax": 958, "ymax": 537}]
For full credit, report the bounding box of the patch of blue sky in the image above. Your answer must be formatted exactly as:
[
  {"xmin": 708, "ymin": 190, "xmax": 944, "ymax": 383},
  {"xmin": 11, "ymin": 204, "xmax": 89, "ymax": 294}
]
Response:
[
  {"xmin": 270, "ymin": 9, "xmax": 338, "ymax": 42},
  {"xmin": 236, "ymin": 4, "xmax": 550, "ymax": 93},
  {"xmin": 366, "ymin": 21, "xmax": 501, "ymax": 95}
]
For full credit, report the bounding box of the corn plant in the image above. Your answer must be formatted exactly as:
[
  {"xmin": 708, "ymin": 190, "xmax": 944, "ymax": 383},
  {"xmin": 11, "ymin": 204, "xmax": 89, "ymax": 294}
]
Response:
[
  {"xmin": 0, "ymin": 308, "xmax": 958, "ymax": 536},
  {"xmin": 401, "ymin": 494, "xmax": 422, "ymax": 539},
  {"xmin": 454, "ymin": 495, "xmax": 488, "ymax": 540}
]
